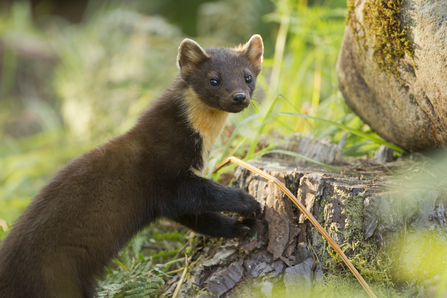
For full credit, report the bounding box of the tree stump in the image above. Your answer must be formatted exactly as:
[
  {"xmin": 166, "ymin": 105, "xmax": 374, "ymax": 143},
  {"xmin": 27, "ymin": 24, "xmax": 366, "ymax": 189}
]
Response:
[
  {"xmin": 337, "ymin": 0, "xmax": 447, "ymax": 151},
  {"xmin": 161, "ymin": 156, "xmax": 447, "ymax": 297}
]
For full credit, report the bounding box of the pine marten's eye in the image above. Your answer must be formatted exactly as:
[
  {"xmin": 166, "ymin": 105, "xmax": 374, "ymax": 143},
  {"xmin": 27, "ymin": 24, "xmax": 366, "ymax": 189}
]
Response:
[
  {"xmin": 245, "ymin": 75, "xmax": 252, "ymax": 84},
  {"xmin": 210, "ymin": 79, "xmax": 220, "ymax": 87}
]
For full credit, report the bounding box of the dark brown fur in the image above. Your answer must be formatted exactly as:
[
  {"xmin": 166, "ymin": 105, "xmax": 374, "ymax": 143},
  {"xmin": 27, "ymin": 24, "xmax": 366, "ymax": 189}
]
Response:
[{"xmin": 0, "ymin": 35, "xmax": 264, "ymax": 298}]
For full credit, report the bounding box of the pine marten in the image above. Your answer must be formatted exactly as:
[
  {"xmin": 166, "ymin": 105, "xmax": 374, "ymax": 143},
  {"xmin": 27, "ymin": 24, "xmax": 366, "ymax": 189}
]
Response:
[{"xmin": 0, "ymin": 35, "xmax": 264, "ymax": 298}]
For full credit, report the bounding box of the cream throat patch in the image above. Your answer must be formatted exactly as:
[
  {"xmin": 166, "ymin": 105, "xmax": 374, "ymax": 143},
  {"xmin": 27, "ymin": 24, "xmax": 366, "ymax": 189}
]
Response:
[{"xmin": 182, "ymin": 87, "xmax": 229, "ymax": 174}]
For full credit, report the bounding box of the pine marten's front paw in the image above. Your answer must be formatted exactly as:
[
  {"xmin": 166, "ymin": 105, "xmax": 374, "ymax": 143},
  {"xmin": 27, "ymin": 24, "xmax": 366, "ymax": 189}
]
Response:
[
  {"xmin": 233, "ymin": 217, "xmax": 259, "ymax": 238},
  {"xmin": 235, "ymin": 190, "xmax": 262, "ymax": 218}
]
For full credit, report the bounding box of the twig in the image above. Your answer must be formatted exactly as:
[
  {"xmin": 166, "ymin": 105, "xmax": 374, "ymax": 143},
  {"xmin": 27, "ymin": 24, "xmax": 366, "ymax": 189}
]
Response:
[
  {"xmin": 162, "ymin": 257, "xmax": 185, "ymax": 266},
  {"xmin": 172, "ymin": 254, "xmax": 189, "ymax": 298},
  {"xmin": 213, "ymin": 156, "xmax": 377, "ymax": 298},
  {"xmin": 162, "ymin": 267, "xmax": 185, "ymax": 276}
]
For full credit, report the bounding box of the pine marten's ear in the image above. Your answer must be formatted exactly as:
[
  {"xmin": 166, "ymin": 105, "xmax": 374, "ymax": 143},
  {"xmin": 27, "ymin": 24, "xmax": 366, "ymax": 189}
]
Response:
[
  {"xmin": 177, "ymin": 39, "xmax": 210, "ymax": 75},
  {"xmin": 242, "ymin": 35, "xmax": 264, "ymax": 73}
]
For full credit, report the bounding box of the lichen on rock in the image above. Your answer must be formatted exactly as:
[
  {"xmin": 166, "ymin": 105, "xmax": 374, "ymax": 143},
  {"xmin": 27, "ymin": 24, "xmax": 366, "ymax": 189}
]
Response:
[
  {"xmin": 348, "ymin": 0, "xmax": 415, "ymax": 81},
  {"xmin": 363, "ymin": 0, "xmax": 414, "ymax": 79}
]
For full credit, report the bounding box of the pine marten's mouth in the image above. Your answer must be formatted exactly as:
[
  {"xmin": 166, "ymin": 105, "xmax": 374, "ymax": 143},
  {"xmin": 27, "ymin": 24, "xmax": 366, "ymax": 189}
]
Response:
[
  {"xmin": 223, "ymin": 92, "xmax": 250, "ymax": 113},
  {"xmin": 224, "ymin": 101, "xmax": 250, "ymax": 113}
]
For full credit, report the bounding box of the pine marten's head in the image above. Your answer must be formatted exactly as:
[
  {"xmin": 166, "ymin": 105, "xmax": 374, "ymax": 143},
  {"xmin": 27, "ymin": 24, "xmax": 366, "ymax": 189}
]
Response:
[{"xmin": 177, "ymin": 35, "xmax": 264, "ymax": 113}]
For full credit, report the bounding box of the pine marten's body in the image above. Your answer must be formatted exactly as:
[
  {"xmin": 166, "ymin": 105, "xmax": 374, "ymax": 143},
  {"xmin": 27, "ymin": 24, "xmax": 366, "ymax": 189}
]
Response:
[{"xmin": 0, "ymin": 35, "xmax": 264, "ymax": 298}]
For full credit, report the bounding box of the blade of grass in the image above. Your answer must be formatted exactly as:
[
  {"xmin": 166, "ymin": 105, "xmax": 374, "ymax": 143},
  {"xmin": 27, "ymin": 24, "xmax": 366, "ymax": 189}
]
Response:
[
  {"xmin": 220, "ymin": 112, "xmax": 263, "ymax": 162},
  {"xmin": 212, "ymin": 144, "xmax": 278, "ymax": 180},
  {"xmin": 114, "ymin": 259, "xmax": 129, "ymax": 271},
  {"xmin": 172, "ymin": 254, "xmax": 189, "ymax": 298},
  {"xmin": 246, "ymin": 95, "xmax": 281, "ymax": 158},
  {"xmin": 227, "ymin": 136, "xmax": 247, "ymax": 157},
  {"xmin": 270, "ymin": 8, "xmax": 291, "ymax": 94},
  {"xmin": 289, "ymin": 50, "xmax": 316, "ymax": 111},
  {"xmin": 207, "ymin": 158, "xmax": 218, "ymax": 179},
  {"xmin": 267, "ymin": 149, "xmax": 358, "ymax": 175},
  {"xmin": 279, "ymin": 112, "xmax": 404, "ymax": 152},
  {"xmin": 311, "ymin": 42, "xmax": 322, "ymax": 112}
]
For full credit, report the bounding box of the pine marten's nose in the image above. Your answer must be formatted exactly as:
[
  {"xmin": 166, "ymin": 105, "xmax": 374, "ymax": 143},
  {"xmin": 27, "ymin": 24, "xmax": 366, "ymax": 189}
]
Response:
[{"xmin": 232, "ymin": 93, "xmax": 247, "ymax": 104}]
